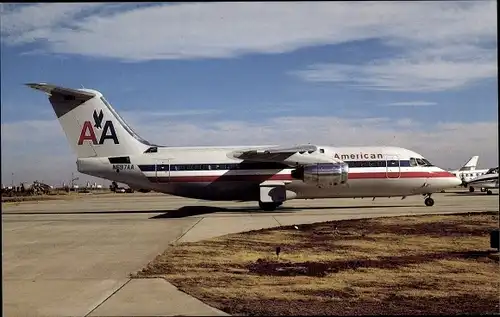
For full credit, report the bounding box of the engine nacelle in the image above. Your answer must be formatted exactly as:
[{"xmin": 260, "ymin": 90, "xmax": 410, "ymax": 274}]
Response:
[{"xmin": 292, "ymin": 163, "xmax": 349, "ymax": 187}]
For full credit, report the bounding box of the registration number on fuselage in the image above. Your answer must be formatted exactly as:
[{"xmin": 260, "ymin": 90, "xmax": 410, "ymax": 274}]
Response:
[{"xmin": 112, "ymin": 164, "xmax": 134, "ymax": 170}]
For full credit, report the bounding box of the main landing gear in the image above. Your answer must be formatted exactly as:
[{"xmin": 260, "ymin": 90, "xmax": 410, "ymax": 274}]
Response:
[
  {"xmin": 259, "ymin": 201, "xmax": 282, "ymax": 211},
  {"xmin": 480, "ymin": 188, "xmax": 493, "ymax": 195},
  {"xmin": 424, "ymin": 194, "xmax": 435, "ymax": 207},
  {"xmin": 470, "ymin": 187, "xmax": 492, "ymax": 195}
]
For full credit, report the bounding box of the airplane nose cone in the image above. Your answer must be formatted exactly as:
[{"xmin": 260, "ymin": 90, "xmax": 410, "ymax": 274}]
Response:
[
  {"xmin": 450, "ymin": 176, "xmax": 462, "ymax": 187},
  {"xmin": 440, "ymin": 170, "xmax": 462, "ymax": 187}
]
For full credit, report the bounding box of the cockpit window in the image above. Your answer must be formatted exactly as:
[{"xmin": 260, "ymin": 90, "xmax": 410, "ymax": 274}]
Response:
[
  {"xmin": 486, "ymin": 167, "xmax": 498, "ymax": 174},
  {"xmin": 409, "ymin": 158, "xmax": 418, "ymax": 166},
  {"xmin": 422, "ymin": 158, "xmax": 433, "ymax": 166},
  {"xmin": 412, "ymin": 157, "xmax": 433, "ymax": 166},
  {"xmin": 416, "ymin": 158, "xmax": 426, "ymax": 166}
]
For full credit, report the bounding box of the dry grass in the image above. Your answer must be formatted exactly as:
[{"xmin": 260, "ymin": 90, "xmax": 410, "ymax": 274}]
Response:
[{"xmin": 134, "ymin": 212, "xmax": 500, "ymax": 316}]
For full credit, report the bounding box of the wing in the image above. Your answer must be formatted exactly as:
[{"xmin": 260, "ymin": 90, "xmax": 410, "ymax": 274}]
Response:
[{"xmin": 229, "ymin": 144, "xmax": 342, "ymax": 166}]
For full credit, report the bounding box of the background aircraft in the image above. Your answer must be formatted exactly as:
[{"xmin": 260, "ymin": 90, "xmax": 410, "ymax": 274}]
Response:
[
  {"xmin": 466, "ymin": 167, "xmax": 499, "ymax": 195},
  {"xmin": 449, "ymin": 156, "xmax": 493, "ymax": 191},
  {"xmin": 449, "ymin": 156, "xmax": 487, "ymax": 184}
]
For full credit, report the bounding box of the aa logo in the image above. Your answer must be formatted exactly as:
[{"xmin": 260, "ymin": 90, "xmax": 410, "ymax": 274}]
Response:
[{"xmin": 78, "ymin": 110, "xmax": 119, "ymax": 145}]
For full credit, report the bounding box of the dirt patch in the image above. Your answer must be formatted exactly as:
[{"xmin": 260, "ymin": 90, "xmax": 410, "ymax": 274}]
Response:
[
  {"xmin": 215, "ymin": 294, "xmax": 498, "ymax": 316},
  {"xmin": 135, "ymin": 212, "xmax": 500, "ymax": 316},
  {"xmin": 247, "ymin": 250, "xmax": 495, "ymax": 277}
]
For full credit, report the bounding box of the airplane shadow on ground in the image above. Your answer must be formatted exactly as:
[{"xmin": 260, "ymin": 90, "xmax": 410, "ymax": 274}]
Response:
[
  {"xmin": 150, "ymin": 204, "xmax": 424, "ymax": 219},
  {"xmin": 444, "ymin": 191, "xmax": 499, "ymax": 197},
  {"xmin": 2, "ymin": 204, "xmax": 424, "ymax": 219}
]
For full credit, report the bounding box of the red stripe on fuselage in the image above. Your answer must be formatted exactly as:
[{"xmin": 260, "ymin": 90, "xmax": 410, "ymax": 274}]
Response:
[{"xmin": 148, "ymin": 171, "xmax": 455, "ymax": 183}]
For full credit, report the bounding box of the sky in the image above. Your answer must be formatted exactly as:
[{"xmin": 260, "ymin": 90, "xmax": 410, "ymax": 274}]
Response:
[{"xmin": 0, "ymin": 2, "xmax": 498, "ymax": 186}]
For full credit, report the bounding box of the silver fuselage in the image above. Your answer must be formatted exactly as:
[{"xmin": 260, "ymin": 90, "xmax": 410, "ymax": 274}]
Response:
[{"xmin": 77, "ymin": 145, "xmax": 461, "ymax": 201}]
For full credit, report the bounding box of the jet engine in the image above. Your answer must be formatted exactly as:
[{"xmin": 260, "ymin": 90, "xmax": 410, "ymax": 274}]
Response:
[{"xmin": 292, "ymin": 163, "xmax": 349, "ymax": 187}]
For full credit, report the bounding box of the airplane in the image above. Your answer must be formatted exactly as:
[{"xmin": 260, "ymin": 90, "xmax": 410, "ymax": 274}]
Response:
[
  {"xmin": 26, "ymin": 83, "xmax": 462, "ymax": 210},
  {"xmin": 448, "ymin": 156, "xmax": 490, "ymax": 188},
  {"xmin": 466, "ymin": 167, "xmax": 499, "ymax": 195}
]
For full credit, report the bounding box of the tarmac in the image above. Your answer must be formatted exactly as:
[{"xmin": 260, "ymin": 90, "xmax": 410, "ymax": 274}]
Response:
[{"xmin": 2, "ymin": 189, "xmax": 498, "ymax": 317}]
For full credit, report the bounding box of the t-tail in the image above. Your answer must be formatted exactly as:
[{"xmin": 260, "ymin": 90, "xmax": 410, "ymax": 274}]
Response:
[
  {"xmin": 459, "ymin": 155, "xmax": 479, "ymax": 171},
  {"xmin": 26, "ymin": 83, "xmax": 154, "ymax": 158}
]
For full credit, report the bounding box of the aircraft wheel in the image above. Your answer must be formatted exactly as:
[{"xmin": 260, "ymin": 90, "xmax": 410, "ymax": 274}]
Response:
[
  {"xmin": 259, "ymin": 201, "xmax": 280, "ymax": 211},
  {"xmin": 424, "ymin": 197, "xmax": 435, "ymax": 207},
  {"xmin": 469, "ymin": 186, "xmax": 475, "ymax": 192},
  {"xmin": 487, "ymin": 190, "xmax": 493, "ymax": 195}
]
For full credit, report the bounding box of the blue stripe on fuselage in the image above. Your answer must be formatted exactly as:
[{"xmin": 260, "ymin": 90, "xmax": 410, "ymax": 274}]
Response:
[{"xmin": 137, "ymin": 160, "xmax": 414, "ymax": 172}]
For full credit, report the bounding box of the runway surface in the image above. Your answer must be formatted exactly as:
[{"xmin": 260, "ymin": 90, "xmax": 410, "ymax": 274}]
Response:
[{"xmin": 2, "ymin": 190, "xmax": 498, "ymax": 316}]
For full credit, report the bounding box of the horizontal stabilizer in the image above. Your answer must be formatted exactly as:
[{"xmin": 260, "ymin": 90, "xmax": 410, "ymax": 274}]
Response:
[{"xmin": 25, "ymin": 83, "xmax": 96, "ymax": 99}]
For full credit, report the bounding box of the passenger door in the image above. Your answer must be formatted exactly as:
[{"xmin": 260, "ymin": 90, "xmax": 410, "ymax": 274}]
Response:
[{"xmin": 385, "ymin": 155, "xmax": 401, "ymax": 179}]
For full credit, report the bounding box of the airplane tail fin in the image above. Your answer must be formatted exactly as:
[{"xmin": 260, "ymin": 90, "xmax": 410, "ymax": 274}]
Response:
[
  {"xmin": 26, "ymin": 83, "xmax": 153, "ymax": 158},
  {"xmin": 459, "ymin": 155, "xmax": 479, "ymax": 171}
]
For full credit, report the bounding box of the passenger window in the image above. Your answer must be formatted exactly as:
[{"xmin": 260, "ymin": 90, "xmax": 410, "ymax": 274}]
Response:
[
  {"xmin": 388, "ymin": 160, "xmax": 399, "ymax": 167},
  {"xmin": 319, "ymin": 148, "xmax": 325, "ymax": 153}
]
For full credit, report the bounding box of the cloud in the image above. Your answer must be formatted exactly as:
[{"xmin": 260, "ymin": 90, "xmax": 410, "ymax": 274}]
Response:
[
  {"xmin": 119, "ymin": 106, "xmax": 292, "ymax": 122},
  {"xmin": 1, "ymin": 2, "xmax": 496, "ymax": 61},
  {"xmin": 121, "ymin": 109, "xmax": 221, "ymax": 120},
  {"xmin": 287, "ymin": 3, "xmax": 496, "ymax": 92},
  {"xmin": 1, "ymin": 119, "xmax": 76, "ymax": 186},
  {"xmin": 2, "ymin": 113, "xmax": 497, "ymax": 185},
  {"xmin": 291, "ymin": 54, "xmax": 497, "ymax": 92},
  {"xmin": 384, "ymin": 101, "xmax": 437, "ymax": 107},
  {"xmin": 0, "ymin": 3, "xmax": 106, "ymax": 43},
  {"xmin": 2, "ymin": 2, "xmax": 495, "ymax": 93}
]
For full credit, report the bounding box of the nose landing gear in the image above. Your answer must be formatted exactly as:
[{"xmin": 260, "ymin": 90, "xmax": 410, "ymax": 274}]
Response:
[
  {"xmin": 424, "ymin": 194, "xmax": 434, "ymax": 206},
  {"xmin": 258, "ymin": 201, "xmax": 282, "ymax": 211}
]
